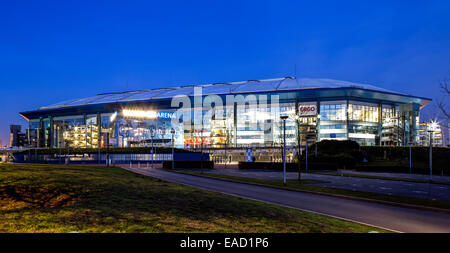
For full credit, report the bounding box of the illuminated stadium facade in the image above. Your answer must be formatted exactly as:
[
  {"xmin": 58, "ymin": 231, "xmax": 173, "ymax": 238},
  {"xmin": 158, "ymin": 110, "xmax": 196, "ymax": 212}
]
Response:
[{"xmin": 20, "ymin": 77, "xmax": 431, "ymax": 158}]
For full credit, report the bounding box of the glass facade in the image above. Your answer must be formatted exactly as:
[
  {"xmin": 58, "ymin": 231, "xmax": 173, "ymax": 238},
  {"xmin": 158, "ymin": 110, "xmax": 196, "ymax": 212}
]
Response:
[
  {"xmin": 25, "ymin": 94, "xmax": 423, "ymax": 149},
  {"xmin": 347, "ymin": 101, "xmax": 379, "ymax": 146},
  {"xmin": 319, "ymin": 101, "xmax": 347, "ymax": 141}
]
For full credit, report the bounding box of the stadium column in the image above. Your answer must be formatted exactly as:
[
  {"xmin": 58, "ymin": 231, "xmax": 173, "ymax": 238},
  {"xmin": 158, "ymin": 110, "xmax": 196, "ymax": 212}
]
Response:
[
  {"xmin": 394, "ymin": 105, "xmax": 400, "ymax": 146},
  {"xmin": 346, "ymin": 100, "xmax": 350, "ymax": 140},
  {"xmin": 83, "ymin": 114, "xmax": 87, "ymax": 148},
  {"xmin": 97, "ymin": 113, "xmax": 101, "ymax": 148},
  {"xmin": 233, "ymin": 103, "xmax": 237, "ymax": 148},
  {"xmin": 317, "ymin": 101, "xmax": 320, "ymax": 142},
  {"xmin": 402, "ymin": 111, "xmax": 407, "ymax": 146},
  {"xmin": 411, "ymin": 104, "xmax": 419, "ymax": 145},
  {"xmin": 38, "ymin": 117, "xmax": 43, "ymax": 148},
  {"xmin": 27, "ymin": 121, "xmax": 31, "ymax": 148},
  {"xmin": 377, "ymin": 104, "xmax": 382, "ymax": 145},
  {"xmin": 49, "ymin": 116, "xmax": 54, "ymax": 148}
]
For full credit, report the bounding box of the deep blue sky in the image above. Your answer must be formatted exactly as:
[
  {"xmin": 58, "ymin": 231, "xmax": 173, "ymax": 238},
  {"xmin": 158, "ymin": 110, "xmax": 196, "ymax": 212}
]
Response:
[{"xmin": 1, "ymin": 0, "xmax": 450, "ymax": 145}]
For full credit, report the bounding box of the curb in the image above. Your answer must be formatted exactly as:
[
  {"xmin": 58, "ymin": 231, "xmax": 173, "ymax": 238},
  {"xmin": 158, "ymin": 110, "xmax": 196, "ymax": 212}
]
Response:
[{"xmin": 173, "ymin": 170, "xmax": 450, "ymax": 215}]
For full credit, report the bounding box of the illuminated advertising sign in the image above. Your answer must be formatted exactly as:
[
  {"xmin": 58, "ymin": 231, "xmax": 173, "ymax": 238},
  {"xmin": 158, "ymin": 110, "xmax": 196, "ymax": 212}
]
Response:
[
  {"xmin": 122, "ymin": 110, "xmax": 176, "ymax": 119},
  {"xmin": 298, "ymin": 104, "xmax": 317, "ymax": 116},
  {"xmin": 157, "ymin": 112, "xmax": 176, "ymax": 119}
]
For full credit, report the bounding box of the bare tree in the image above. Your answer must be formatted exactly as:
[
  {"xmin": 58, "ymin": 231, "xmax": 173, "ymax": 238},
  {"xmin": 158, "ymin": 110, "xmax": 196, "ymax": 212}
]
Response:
[{"xmin": 437, "ymin": 75, "xmax": 450, "ymax": 120}]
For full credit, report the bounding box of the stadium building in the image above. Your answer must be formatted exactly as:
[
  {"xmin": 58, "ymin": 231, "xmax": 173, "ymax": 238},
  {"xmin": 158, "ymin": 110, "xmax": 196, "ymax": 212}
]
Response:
[{"xmin": 20, "ymin": 77, "xmax": 431, "ymax": 161}]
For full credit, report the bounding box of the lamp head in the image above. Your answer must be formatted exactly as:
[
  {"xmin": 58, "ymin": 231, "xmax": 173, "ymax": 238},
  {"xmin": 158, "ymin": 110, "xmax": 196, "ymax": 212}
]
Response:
[{"xmin": 427, "ymin": 120, "xmax": 439, "ymax": 133}]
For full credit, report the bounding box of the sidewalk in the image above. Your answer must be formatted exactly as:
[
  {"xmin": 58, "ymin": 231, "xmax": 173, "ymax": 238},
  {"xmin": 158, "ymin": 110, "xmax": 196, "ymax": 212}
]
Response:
[{"xmin": 337, "ymin": 169, "xmax": 450, "ymax": 183}]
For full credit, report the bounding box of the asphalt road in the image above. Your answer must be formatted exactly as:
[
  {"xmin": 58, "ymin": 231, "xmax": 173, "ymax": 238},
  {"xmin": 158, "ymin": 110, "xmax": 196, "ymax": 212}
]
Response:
[{"xmin": 123, "ymin": 166, "xmax": 450, "ymax": 233}]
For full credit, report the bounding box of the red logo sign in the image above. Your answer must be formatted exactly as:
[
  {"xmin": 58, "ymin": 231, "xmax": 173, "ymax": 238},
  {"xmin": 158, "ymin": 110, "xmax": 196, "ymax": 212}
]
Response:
[
  {"xmin": 299, "ymin": 105, "xmax": 317, "ymax": 115},
  {"xmin": 300, "ymin": 106, "xmax": 315, "ymax": 112}
]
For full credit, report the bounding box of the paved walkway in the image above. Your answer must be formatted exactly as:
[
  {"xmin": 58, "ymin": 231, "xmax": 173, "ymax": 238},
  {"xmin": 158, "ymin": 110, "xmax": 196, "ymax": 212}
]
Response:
[
  {"xmin": 122, "ymin": 166, "xmax": 450, "ymax": 233},
  {"xmin": 337, "ymin": 169, "xmax": 450, "ymax": 182},
  {"xmin": 184, "ymin": 168, "xmax": 450, "ymax": 202}
]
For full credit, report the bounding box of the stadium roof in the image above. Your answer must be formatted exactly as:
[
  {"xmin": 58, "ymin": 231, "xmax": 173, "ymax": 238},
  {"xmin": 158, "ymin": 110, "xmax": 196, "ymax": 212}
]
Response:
[{"xmin": 38, "ymin": 77, "xmax": 429, "ymax": 110}]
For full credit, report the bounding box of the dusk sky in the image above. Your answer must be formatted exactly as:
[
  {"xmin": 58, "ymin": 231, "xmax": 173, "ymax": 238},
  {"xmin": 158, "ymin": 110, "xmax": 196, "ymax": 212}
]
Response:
[{"xmin": 1, "ymin": 0, "xmax": 449, "ymax": 146}]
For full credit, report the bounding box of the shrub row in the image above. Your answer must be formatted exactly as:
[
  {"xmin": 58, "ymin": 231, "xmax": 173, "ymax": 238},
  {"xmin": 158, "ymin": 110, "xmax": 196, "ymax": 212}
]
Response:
[
  {"xmin": 298, "ymin": 152, "xmax": 363, "ymax": 170},
  {"xmin": 310, "ymin": 140, "xmax": 360, "ymax": 154},
  {"xmin": 361, "ymin": 145, "xmax": 449, "ymax": 162}
]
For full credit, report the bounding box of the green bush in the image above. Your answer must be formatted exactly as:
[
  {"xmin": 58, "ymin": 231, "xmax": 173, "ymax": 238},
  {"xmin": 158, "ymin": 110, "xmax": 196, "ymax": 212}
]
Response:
[
  {"xmin": 335, "ymin": 154, "xmax": 358, "ymax": 169},
  {"xmin": 350, "ymin": 150, "xmax": 365, "ymax": 163},
  {"xmin": 360, "ymin": 146, "xmax": 450, "ymax": 171},
  {"xmin": 311, "ymin": 140, "xmax": 360, "ymax": 155},
  {"xmin": 300, "ymin": 153, "xmax": 359, "ymax": 170},
  {"xmin": 355, "ymin": 163, "xmax": 449, "ymax": 176}
]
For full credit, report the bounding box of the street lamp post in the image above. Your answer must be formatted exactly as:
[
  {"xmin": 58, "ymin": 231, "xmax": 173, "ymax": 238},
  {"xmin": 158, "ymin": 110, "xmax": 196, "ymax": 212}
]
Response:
[
  {"xmin": 171, "ymin": 128, "xmax": 175, "ymax": 170},
  {"xmin": 280, "ymin": 115, "xmax": 288, "ymax": 185},
  {"xmin": 297, "ymin": 119, "xmax": 301, "ymax": 182},
  {"xmin": 428, "ymin": 130, "xmax": 433, "ymax": 181},
  {"xmin": 427, "ymin": 120, "xmax": 438, "ymax": 181}
]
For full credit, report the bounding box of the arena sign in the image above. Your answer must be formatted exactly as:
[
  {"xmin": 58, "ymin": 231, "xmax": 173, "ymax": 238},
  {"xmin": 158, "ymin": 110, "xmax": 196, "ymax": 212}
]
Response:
[
  {"xmin": 298, "ymin": 104, "xmax": 317, "ymax": 116},
  {"xmin": 122, "ymin": 109, "xmax": 176, "ymax": 119}
]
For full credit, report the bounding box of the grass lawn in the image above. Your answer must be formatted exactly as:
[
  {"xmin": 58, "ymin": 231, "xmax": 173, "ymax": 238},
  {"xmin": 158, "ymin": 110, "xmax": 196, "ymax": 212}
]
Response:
[
  {"xmin": 175, "ymin": 170, "xmax": 450, "ymax": 211},
  {"xmin": 0, "ymin": 163, "xmax": 388, "ymax": 233}
]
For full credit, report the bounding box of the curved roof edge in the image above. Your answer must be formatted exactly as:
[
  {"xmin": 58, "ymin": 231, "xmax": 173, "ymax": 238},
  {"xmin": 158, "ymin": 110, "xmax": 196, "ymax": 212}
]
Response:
[{"xmin": 35, "ymin": 77, "xmax": 431, "ymax": 111}]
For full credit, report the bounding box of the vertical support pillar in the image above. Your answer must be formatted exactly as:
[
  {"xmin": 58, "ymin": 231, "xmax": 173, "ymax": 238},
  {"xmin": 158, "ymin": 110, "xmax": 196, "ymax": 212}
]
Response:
[
  {"xmin": 295, "ymin": 99, "xmax": 300, "ymax": 145},
  {"xmin": 316, "ymin": 101, "xmax": 320, "ymax": 142},
  {"xmin": 38, "ymin": 117, "xmax": 43, "ymax": 148},
  {"xmin": 49, "ymin": 117, "xmax": 54, "ymax": 148},
  {"xmin": 377, "ymin": 104, "xmax": 382, "ymax": 146},
  {"xmin": 97, "ymin": 113, "xmax": 102, "ymax": 147},
  {"xmin": 97, "ymin": 113, "xmax": 101, "ymax": 164},
  {"xmin": 346, "ymin": 100, "xmax": 350, "ymax": 140},
  {"xmin": 83, "ymin": 114, "xmax": 87, "ymax": 148},
  {"xmin": 233, "ymin": 103, "xmax": 237, "ymax": 148},
  {"xmin": 395, "ymin": 105, "xmax": 399, "ymax": 146},
  {"xmin": 27, "ymin": 121, "xmax": 31, "ymax": 148}
]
